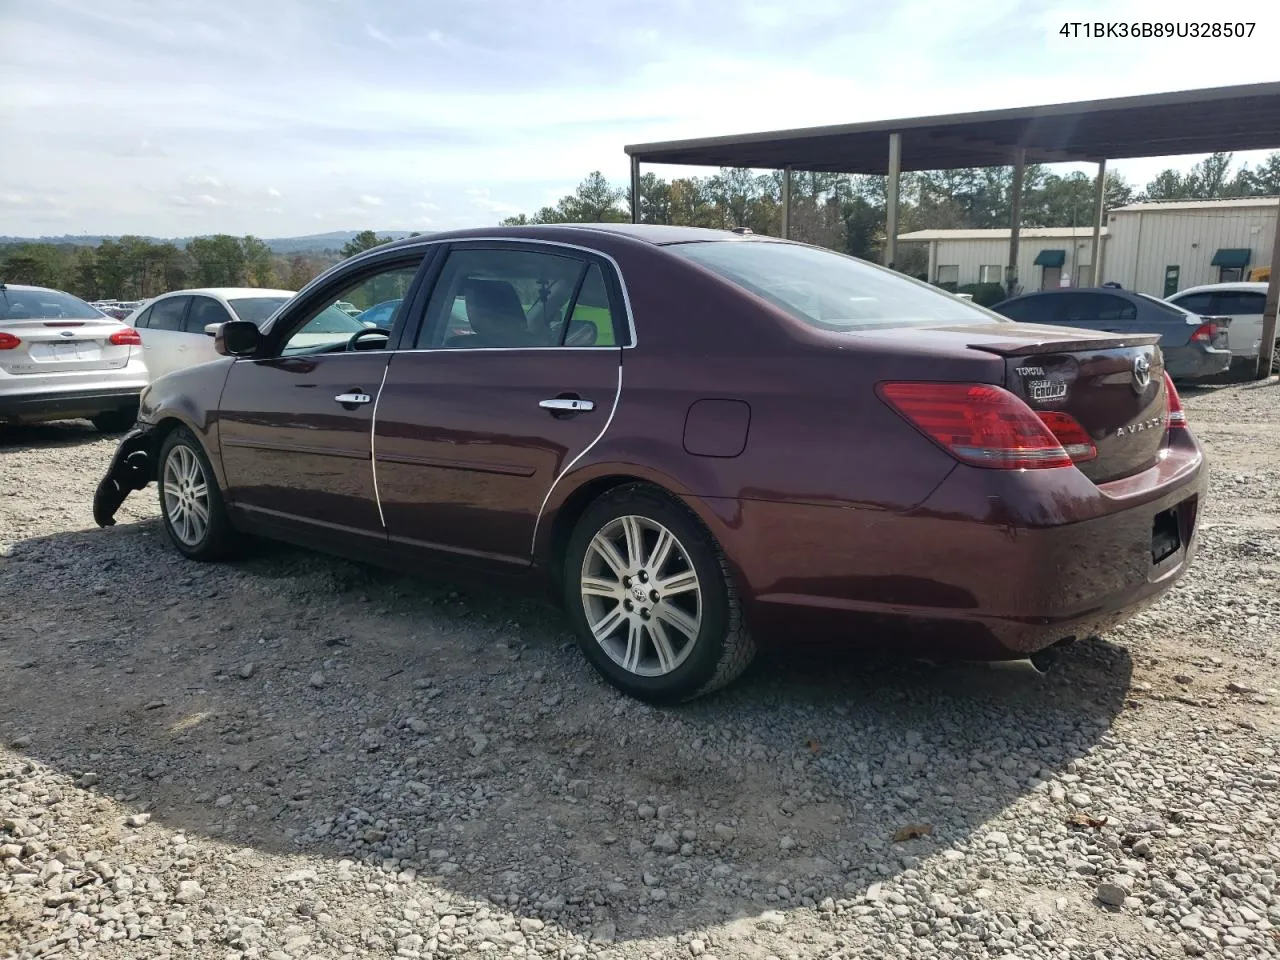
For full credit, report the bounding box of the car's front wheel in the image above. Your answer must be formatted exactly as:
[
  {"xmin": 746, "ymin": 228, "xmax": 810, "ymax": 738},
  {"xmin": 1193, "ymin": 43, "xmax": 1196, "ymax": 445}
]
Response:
[
  {"xmin": 157, "ymin": 427, "xmax": 238, "ymax": 560},
  {"xmin": 563, "ymin": 484, "xmax": 755, "ymax": 703}
]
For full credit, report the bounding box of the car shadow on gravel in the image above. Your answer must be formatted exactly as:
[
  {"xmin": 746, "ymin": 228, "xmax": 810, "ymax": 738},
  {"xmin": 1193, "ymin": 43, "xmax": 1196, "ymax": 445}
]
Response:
[
  {"xmin": 0, "ymin": 419, "xmax": 113, "ymax": 451},
  {"xmin": 1, "ymin": 519, "xmax": 1131, "ymax": 945}
]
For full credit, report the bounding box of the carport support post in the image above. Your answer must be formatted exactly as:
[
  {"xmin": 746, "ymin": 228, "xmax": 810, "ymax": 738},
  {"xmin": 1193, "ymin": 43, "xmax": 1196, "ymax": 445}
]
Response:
[
  {"xmin": 1007, "ymin": 148, "xmax": 1025, "ymax": 295},
  {"xmin": 629, "ymin": 155, "xmax": 640, "ymax": 224},
  {"xmin": 1258, "ymin": 207, "xmax": 1280, "ymax": 378},
  {"xmin": 781, "ymin": 166, "xmax": 792, "ymax": 239},
  {"xmin": 884, "ymin": 133, "xmax": 901, "ymax": 269},
  {"xmin": 1090, "ymin": 159, "xmax": 1107, "ymax": 287}
]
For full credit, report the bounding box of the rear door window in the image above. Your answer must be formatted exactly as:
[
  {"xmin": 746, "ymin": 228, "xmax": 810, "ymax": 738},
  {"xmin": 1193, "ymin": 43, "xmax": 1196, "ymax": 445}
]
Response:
[
  {"xmin": 1170, "ymin": 292, "xmax": 1214, "ymax": 314},
  {"xmin": 1211, "ymin": 291, "xmax": 1266, "ymax": 315},
  {"xmin": 1093, "ymin": 294, "xmax": 1138, "ymax": 323},
  {"xmin": 186, "ymin": 296, "xmax": 233, "ymax": 333},
  {"xmin": 132, "ymin": 306, "xmax": 154, "ymax": 329},
  {"xmin": 148, "ymin": 296, "xmax": 190, "ymax": 332}
]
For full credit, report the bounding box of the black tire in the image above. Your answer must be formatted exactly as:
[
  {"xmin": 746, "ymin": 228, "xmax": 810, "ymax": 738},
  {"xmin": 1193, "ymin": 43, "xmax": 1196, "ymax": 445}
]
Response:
[
  {"xmin": 156, "ymin": 427, "xmax": 239, "ymax": 561},
  {"xmin": 562, "ymin": 483, "xmax": 755, "ymax": 703},
  {"xmin": 92, "ymin": 406, "xmax": 138, "ymax": 434}
]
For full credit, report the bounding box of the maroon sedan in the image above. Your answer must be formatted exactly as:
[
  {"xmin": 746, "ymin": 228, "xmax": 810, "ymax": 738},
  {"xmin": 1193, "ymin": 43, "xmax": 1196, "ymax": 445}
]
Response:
[{"xmin": 94, "ymin": 225, "xmax": 1206, "ymax": 702}]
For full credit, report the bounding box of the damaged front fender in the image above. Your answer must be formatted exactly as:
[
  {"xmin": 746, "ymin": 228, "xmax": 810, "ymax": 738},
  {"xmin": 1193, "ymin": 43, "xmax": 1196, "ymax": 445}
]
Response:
[{"xmin": 93, "ymin": 425, "xmax": 157, "ymax": 528}]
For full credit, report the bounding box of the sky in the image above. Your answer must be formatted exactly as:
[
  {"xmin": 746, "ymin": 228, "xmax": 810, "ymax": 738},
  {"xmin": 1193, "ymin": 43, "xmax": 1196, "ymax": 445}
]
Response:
[{"xmin": 1, "ymin": 0, "xmax": 1277, "ymax": 239}]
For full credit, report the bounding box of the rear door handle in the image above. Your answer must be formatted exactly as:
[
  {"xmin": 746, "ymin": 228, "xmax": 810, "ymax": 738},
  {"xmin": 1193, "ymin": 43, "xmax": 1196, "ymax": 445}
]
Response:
[
  {"xmin": 334, "ymin": 392, "xmax": 372, "ymax": 405},
  {"xmin": 539, "ymin": 397, "xmax": 594, "ymax": 413}
]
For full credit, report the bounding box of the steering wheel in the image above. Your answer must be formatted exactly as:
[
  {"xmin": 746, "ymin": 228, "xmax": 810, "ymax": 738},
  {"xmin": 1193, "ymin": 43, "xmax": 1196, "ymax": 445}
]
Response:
[{"xmin": 345, "ymin": 327, "xmax": 391, "ymax": 351}]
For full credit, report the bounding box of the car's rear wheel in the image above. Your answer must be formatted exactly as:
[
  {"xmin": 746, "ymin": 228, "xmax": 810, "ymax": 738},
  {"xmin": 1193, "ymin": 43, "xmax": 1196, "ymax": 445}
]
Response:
[
  {"xmin": 92, "ymin": 406, "xmax": 138, "ymax": 434},
  {"xmin": 157, "ymin": 427, "xmax": 237, "ymax": 560},
  {"xmin": 562, "ymin": 484, "xmax": 755, "ymax": 703}
]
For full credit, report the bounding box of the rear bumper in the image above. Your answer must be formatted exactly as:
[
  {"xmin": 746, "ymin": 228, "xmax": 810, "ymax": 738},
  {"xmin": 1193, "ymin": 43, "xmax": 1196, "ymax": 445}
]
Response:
[
  {"xmin": 0, "ymin": 386, "xmax": 143, "ymax": 422},
  {"xmin": 702, "ymin": 429, "xmax": 1207, "ymax": 660},
  {"xmin": 1163, "ymin": 344, "xmax": 1231, "ymax": 381}
]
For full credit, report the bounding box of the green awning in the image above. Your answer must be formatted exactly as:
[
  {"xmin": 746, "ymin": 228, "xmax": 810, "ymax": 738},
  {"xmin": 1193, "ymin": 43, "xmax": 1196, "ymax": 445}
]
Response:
[
  {"xmin": 1034, "ymin": 249, "xmax": 1066, "ymax": 267},
  {"xmin": 1211, "ymin": 248, "xmax": 1251, "ymax": 267}
]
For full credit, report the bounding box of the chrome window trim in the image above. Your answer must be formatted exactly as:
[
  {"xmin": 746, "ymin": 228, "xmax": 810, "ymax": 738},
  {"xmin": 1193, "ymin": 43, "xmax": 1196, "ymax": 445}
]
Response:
[{"xmin": 274, "ymin": 235, "xmax": 639, "ymax": 350}]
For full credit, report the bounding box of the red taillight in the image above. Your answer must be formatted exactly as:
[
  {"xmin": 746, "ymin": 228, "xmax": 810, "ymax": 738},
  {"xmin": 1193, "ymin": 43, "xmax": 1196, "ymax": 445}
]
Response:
[
  {"xmin": 877, "ymin": 381, "xmax": 1073, "ymax": 470},
  {"xmin": 0, "ymin": 332, "xmax": 21, "ymax": 350},
  {"xmin": 1189, "ymin": 322, "xmax": 1218, "ymax": 343},
  {"xmin": 1037, "ymin": 411, "xmax": 1097, "ymax": 462},
  {"xmin": 109, "ymin": 328, "xmax": 142, "ymax": 346},
  {"xmin": 1163, "ymin": 371, "xmax": 1186, "ymax": 430}
]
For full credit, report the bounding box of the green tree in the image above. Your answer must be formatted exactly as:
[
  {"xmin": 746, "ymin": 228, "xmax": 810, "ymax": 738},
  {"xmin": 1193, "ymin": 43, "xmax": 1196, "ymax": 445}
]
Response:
[
  {"xmin": 242, "ymin": 235, "xmax": 276, "ymax": 286},
  {"xmin": 1, "ymin": 246, "xmax": 59, "ymax": 286},
  {"xmin": 287, "ymin": 256, "xmax": 320, "ymax": 289},
  {"xmin": 187, "ymin": 234, "xmax": 247, "ymax": 286},
  {"xmin": 73, "ymin": 248, "xmax": 101, "ymax": 300},
  {"xmin": 339, "ymin": 230, "xmax": 390, "ymax": 259}
]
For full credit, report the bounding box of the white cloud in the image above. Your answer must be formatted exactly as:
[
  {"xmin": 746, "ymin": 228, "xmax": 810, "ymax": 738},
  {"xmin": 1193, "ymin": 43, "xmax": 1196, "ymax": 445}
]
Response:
[{"xmin": 1, "ymin": 0, "xmax": 1276, "ymax": 236}]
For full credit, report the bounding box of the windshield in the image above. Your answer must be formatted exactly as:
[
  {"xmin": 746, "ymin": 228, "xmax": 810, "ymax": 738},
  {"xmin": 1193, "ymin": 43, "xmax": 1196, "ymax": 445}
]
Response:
[
  {"xmin": 0, "ymin": 287, "xmax": 106, "ymax": 321},
  {"xmin": 228, "ymin": 296, "xmax": 292, "ymax": 326},
  {"xmin": 667, "ymin": 240, "xmax": 1004, "ymax": 331}
]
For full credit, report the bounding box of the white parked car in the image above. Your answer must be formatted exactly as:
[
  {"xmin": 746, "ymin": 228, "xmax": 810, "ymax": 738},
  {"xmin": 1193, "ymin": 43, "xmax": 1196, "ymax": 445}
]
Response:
[
  {"xmin": 129, "ymin": 288, "xmax": 296, "ymax": 381},
  {"xmin": 1166, "ymin": 282, "xmax": 1272, "ymax": 373},
  {"xmin": 0, "ymin": 283, "xmax": 148, "ymax": 431}
]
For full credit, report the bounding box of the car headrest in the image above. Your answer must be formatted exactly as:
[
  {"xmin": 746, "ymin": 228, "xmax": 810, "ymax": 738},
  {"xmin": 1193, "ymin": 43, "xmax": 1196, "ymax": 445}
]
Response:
[{"xmin": 462, "ymin": 278, "xmax": 527, "ymax": 340}]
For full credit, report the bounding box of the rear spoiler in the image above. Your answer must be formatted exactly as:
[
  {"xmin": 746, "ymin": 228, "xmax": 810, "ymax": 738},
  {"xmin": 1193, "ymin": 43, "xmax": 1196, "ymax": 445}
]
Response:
[{"xmin": 967, "ymin": 332, "xmax": 1161, "ymax": 357}]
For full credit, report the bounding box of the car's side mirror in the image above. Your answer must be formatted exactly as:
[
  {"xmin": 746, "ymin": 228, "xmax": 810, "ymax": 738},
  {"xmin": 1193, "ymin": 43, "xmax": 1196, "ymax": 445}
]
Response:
[
  {"xmin": 204, "ymin": 323, "xmax": 222, "ymax": 337},
  {"xmin": 214, "ymin": 319, "xmax": 263, "ymax": 357}
]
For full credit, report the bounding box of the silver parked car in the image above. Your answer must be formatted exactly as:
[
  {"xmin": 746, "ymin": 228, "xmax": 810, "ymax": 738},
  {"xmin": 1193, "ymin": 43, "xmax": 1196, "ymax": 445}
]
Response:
[{"xmin": 0, "ymin": 283, "xmax": 148, "ymax": 431}]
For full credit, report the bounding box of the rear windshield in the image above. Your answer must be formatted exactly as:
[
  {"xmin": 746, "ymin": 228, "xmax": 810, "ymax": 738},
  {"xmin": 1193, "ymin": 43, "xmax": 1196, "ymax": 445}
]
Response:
[
  {"xmin": 228, "ymin": 296, "xmax": 292, "ymax": 326},
  {"xmin": 0, "ymin": 288, "xmax": 105, "ymax": 321},
  {"xmin": 667, "ymin": 240, "xmax": 1004, "ymax": 331},
  {"xmin": 1136, "ymin": 293, "xmax": 1197, "ymax": 320}
]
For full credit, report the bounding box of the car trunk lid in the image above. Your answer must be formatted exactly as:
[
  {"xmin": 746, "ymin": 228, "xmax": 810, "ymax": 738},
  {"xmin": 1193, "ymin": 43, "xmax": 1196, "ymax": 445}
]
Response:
[
  {"xmin": 0, "ymin": 318, "xmax": 135, "ymax": 376},
  {"xmin": 958, "ymin": 323, "xmax": 1167, "ymax": 484}
]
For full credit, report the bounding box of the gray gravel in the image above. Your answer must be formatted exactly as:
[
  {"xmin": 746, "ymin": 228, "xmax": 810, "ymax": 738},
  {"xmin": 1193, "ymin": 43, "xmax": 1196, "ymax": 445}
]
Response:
[{"xmin": 2, "ymin": 381, "xmax": 1279, "ymax": 960}]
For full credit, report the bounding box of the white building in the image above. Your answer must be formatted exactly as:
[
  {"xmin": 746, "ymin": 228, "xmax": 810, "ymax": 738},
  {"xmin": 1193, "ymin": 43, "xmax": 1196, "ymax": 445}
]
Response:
[
  {"xmin": 1103, "ymin": 197, "xmax": 1276, "ymax": 296},
  {"xmin": 898, "ymin": 196, "xmax": 1277, "ymax": 298},
  {"xmin": 897, "ymin": 227, "xmax": 1108, "ymax": 292}
]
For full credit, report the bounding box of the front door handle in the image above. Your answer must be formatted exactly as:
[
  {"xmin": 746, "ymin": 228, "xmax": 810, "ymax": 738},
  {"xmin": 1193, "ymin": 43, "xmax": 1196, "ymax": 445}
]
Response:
[
  {"xmin": 334, "ymin": 392, "xmax": 372, "ymax": 405},
  {"xmin": 539, "ymin": 397, "xmax": 594, "ymax": 413}
]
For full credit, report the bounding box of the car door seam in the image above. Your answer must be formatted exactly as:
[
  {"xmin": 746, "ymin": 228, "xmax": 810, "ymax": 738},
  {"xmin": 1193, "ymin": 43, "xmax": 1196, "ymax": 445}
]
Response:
[
  {"xmin": 530, "ymin": 360, "xmax": 623, "ymax": 555},
  {"xmin": 370, "ymin": 360, "xmax": 392, "ymax": 529}
]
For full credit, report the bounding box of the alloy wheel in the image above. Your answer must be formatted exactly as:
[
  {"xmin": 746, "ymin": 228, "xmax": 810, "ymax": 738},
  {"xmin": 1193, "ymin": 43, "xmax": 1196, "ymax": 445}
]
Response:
[
  {"xmin": 579, "ymin": 515, "xmax": 703, "ymax": 677},
  {"xmin": 162, "ymin": 444, "xmax": 210, "ymax": 547}
]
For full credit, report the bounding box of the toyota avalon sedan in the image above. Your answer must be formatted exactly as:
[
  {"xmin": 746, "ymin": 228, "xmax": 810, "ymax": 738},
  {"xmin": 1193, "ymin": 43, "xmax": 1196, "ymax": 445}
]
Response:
[{"xmin": 93, "ymin": 225, "xmax": 1206, "ymax": 702}]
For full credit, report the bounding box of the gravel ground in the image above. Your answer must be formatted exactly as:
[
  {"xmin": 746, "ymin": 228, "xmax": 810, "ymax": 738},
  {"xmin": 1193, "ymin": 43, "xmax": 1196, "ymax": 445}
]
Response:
[{"xmin": 2, "ymin": 380, "xmax": 1278, "ymax": 960}]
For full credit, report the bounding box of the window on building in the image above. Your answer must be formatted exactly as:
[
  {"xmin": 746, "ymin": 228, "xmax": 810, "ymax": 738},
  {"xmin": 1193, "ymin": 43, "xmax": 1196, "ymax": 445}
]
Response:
[
  {"xmin": 978, "ymin": 265, "xmax": 1003, "ymax": 284},
  {"xmin": 935, "ymin": 264, "xmax": 959, "ymax": 287},
  {"xmin": 1218, "ymin": 266, "xmax": 1245, "ymax": 283}
]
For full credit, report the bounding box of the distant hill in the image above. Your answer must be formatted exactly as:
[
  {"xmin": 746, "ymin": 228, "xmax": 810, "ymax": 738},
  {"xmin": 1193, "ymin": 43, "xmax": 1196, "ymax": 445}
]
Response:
[{"xmin": 0, "ymin": 231, "xmax": 417, "ymax": 255}]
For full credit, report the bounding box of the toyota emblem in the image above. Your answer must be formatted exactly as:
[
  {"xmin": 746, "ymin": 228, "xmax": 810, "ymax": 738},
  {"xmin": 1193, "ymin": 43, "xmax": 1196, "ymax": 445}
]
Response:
[{"xmin": 1132, "ymin": 353, "xmax": 1151, "ymax": 392}]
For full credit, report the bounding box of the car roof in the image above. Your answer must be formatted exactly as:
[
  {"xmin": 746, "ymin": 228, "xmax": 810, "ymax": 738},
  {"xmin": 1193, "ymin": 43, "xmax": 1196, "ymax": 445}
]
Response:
[
  {"xmin": 1171, "ymin": 282, "xmax": 1268, "ymax": 295},
  {"xmin": 376, "ymin": 223, "xmax": 773, "ymax": 252},
  {"xmin": 149, "ymin": 287, "xmax": 296, "ymax": 299},
  {"xmin": 1002, "ymin": 287, "xmax": 1138, "ymax": 302},
  {"xmin": 0, "ymin": 283, "xmax": 75, "ymax": 294}
]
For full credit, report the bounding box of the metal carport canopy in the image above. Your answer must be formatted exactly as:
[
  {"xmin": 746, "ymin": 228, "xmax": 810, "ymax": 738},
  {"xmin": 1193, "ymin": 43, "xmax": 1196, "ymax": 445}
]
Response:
[{"xmin": 623, "ymin": 83, "xmax": 1280, "ymax": 173}]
